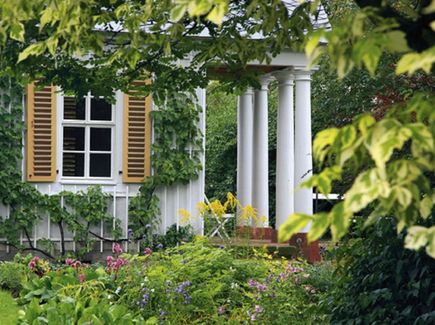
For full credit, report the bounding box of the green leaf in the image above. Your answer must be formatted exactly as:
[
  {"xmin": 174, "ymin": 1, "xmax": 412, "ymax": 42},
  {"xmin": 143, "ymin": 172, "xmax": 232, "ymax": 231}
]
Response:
[
  {"xmin": 46, "ymin": 37, "xmax": 58, "ymax": 55},
  {"xmin": 426, "ymin": 227, "xmax": 435, "ymax": 258},
  {"xmin": 207, "ymin": 2, "xmax": 228, "ymax": 26},
  {"xmin": 313, "ymin": 128, "xmax": 339, "ymax": 163},
  {"xmin": 423, "ymin": 0, "xmax": 435, "ymax": 14},
  {"xmin": 396, "ymin": 46, "xmax": 435, "ymax": 75},
  {"xmin": 170, "ymin": 4, "xmax": 187, "ymax": 22},
  {"xmin": 188, "ymin": 1, "xmax": 211, "ymax": 17},
  {"xmin": 345, "ymin": 168, "xmax": 383, "ymax": 213},
  {"xmin": 405, "ymin": 226, "xmax": 428, "ymax": 250},
  {"xmin": 40, "ymin": 7, "xmax": 55, "ymax": 30},
  {"xmin": 278, "ymin": 213, "xmax": 312, "ymax": 242},
  {"xmin": 17, "ymin": 43, "xmax": 46, "ymax": 63},
  {"xmin": 329, "ymin": 202, "xmax": 351, "ymax": 242},
  {"xmin": 393, "ymin": 186, "xmax": 413, "ymax": 209},
  {"xmin": 145, "ymin": 316, "xmax": 159, "ymax": 324},
  {"xmin": 384, "ymin": 31, "xmax": 410, "ymax": 52},
  {"xmin": 305, "ymin": 30, "xmax": 323, "ymax": 57},
  {"xmin": 357, "ymin": 114, "xmax": 376, "ymax": 136},
  {"xmin": 420, "ymin": 196, "xmax": 433, "ymax": 219},
  {"xmin": 362, "ymin": 45, "xmax": 382, "ymax": 76},
  {"xmin": 307, "ymin": 213, "xmax": 329, "ymax": 242},
  {"xmin": 301, "ymin": 166, "xmax": 342, "ymax": 195},
  {"xmin": 365, "ymin": 119, "xmax": 411, "ymax": 171},
  {"xmin": 10, "ymin": 22, "xmax": 25, "ymax": 42}
]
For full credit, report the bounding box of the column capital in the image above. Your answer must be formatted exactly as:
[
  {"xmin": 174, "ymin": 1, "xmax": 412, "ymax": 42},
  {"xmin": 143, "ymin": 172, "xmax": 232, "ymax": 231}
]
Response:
[
  {"xmin": 258, "ymin": 76, "xmax": 271, "ymax": 90},
  {"xmin": 293, "ymin": 69, "xmax": 313, "ymax": 81},
  {"xmin": 273, "ymin": 70, "xmax": 294, "ymax": 86},
  {"xmin": 242, "ymin": 87, "xmax": 254, "ymax": 96}
]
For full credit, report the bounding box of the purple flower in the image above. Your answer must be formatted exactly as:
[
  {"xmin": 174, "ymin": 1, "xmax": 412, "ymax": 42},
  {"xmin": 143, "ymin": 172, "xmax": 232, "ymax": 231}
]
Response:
[
  {"xmin": 156, "ymin": 243, "xmax": 164, "ymax": 249},
  {"xmin": 174, "ymin": 281, "xmax": 192, "ymax": 304},
  {"xmin": 218, "ymin": 306, "xmax": 225, "ymax": 315},
  {"xmin": 257, "ymin": 284, "xmax": 267, "ymax": 292},
  {"xmin": 145, "ymin": 224, "xmax": 152, "ymax": 230},
  {"xmin": 140, "ymin": 292, "xmax": 150, "ymax": 308},
  {"xmin": 248, "ymin": 279, "xmax": 258, "ymax": 287},
  {"xmin": 159, "ymin": 309, "xmax": 166, "ymax": 317},
  {"xmin": 255, "ymin": 305, "xmax": 263, "ymax": 313},
  {"xmin": 286, "ymin": 262, "xmax": 304, "ymax": 274}
]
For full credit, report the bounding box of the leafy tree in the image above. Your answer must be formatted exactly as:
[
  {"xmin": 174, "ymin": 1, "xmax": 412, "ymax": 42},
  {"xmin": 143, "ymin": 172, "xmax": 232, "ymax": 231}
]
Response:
[
  {"xmin": 0, "ymin": 0, "xmax": 433, "ymax": 256},
  {"xmin": 278, "ymin": 0, "xmax": 435, "ymax": 258},
  {"xmin": 205, "ymin": 82, "xmax": 238, "ymax": 202}
]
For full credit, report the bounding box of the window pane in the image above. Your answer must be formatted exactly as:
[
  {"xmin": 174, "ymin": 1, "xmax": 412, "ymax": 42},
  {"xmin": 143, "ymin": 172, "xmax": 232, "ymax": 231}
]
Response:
[
  {"xmin": 91, "ymin": 98, "xmax": 112, "ymax": 121},
  {"xmin": 90, "ymin": 153, "xmax": 111, "ymax": 177},
  {"xmin": 64, "ymin": 97, "xmax": 85, "ymax": 120},
  {"xmin": 62, "ymin": 153, "xmax": 84, "ymax": 177},
  {"xmin": 90, "ymin": 128, "xmax": 111, "ymax": 151},
  {"xmin": 63, "ymin": 127, "xmax": 85, "ymax": 151}
]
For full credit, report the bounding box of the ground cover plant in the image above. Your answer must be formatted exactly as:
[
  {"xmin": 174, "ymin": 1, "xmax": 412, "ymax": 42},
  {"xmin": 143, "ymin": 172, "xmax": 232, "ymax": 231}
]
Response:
[
  {"xmin": 0, "ymin": 239, "xmax": 333, "ymax": 324},
  {"xmin": 0, "ymin": 289, "xmax": 19, "ymax": 325}
]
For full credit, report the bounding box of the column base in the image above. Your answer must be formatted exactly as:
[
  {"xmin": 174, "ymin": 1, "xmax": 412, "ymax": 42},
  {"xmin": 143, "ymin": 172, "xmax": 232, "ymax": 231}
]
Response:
[
  {"xmin": 288, "ymin": 233, "xmax": 321, "ymax": 263},
  {"xmin": 235, "ymin": 226, "xmax": 274, "ymax": 240}
]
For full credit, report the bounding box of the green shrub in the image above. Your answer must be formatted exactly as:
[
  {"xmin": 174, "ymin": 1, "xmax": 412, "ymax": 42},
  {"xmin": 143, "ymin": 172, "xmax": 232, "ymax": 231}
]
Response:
[
  {"xmin": 114, "ymin": 239, "xmax": 332, "ymax": 323},
  {"xmin": 14, "ymin": 239, "xmax": 332, "ymax": 324},
  {"xmin": 140, "ymin": 224, "xmax": 195, "ymax": 251},
  {"xmin": 0, "ymin": 262, "xmax": 28, "ymax": 296},
  {"xmin": 322, "ymin": 217, "xmax": 435, "ymax": 324}
]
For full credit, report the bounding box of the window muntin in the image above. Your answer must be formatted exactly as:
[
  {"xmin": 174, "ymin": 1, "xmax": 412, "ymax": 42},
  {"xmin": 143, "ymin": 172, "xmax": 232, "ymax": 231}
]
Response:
[{"xmin": 62, "ymin": 93, "xmax": 114, "ymax": 179}]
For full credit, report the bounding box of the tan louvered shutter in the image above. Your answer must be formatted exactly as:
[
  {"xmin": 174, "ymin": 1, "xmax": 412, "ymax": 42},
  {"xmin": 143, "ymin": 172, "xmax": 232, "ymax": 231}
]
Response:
[
  {"xmin": 26, "ymin": 83, "xmax": 57, "ymax": 182},
  {"xmin": 123, "ymin": 81, "xmax": 152, "ymax": 183}
]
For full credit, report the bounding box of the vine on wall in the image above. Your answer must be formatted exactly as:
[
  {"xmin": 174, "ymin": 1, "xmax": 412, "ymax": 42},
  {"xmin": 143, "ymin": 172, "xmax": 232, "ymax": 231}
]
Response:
[{"xmin": 0, "ymin": 77, "xmax": 203, "ymax": 259}]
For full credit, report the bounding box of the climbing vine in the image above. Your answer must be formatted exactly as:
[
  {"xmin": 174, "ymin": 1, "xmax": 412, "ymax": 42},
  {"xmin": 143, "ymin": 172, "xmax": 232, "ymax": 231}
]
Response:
[
  {"xmin": 0, "ymin": 76, "xmax": 203, "ymax": 259},
  {"xmin": 129, "ymin": 91, "xmax": 204, "ymax": 241}
]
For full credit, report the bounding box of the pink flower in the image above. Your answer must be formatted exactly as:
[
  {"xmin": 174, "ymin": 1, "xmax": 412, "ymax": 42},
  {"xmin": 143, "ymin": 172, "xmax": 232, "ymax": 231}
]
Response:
[
  {"xmin": 113, "ymin": 243, "xmax": 123, "ymax": 254},
  {"xmin": 28, "ymin": 256, "xmax": 40, "ymax": 271},
  {"xmin": 72, "ymin": 261, "xmax": 82, "ymax": 269},
  {"xmin": 143, "ymin": 247, "xmax": 153, "ymax": 256},
  {"xmin": 218, "ymin": 306, "xmax": 225, "ymax": 315},
  {"xmin": 65, "ymin": 258, "xmax": 74, "ymax": 266},
  {"xmin": 28, "ymin": 260, "xmax": 36, "ymax": 270},
  {"xmin": 79, "ymin": 273, "xmax": 86, "ymax": 283}
]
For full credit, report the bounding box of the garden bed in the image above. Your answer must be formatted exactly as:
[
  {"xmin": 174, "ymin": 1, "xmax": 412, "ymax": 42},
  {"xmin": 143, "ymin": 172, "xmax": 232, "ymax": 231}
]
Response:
[{"xmin": 0, "ymin": 238, "xmax": 333, "ymax": 324}]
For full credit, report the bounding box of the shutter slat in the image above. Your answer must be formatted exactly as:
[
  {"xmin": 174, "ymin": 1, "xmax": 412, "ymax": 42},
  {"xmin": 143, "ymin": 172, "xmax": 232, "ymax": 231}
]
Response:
[
  {"xmin": 26, "ymin": 82, "xmax": 56, "ymax": 182},
  {"xmin": 123, "ymin": 80, "xmax": 151, "ymax": 183}
]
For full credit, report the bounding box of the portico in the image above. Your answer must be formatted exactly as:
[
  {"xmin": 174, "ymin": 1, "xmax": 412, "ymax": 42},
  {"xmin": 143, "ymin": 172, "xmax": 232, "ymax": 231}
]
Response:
[{"xmin": 236, "ymin": 67, "xmax": 313, "ymax": 230}]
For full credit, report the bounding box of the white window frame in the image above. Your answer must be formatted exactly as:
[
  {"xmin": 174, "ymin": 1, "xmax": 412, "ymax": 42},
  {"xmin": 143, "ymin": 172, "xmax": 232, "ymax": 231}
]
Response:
[{"xmin": 60, "ymin": 92, "xmax": 115, "ymax": 181}]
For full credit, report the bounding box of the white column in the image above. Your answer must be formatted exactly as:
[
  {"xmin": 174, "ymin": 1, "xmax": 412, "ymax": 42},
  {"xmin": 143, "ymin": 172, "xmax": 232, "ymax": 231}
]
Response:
[
  {"xmin": 252, "ymin": 78, "xmax": 270, "ymax": 227},
  {"xmin": 274, "ymin": 70, "xmax": 295, "ymax": 228},
  {"xmin": 237, "ymin": 88, "xmax": 254, "ymax": 220},
  {"xmin": 294, "ymin": 70, "xmax": 313, "ymax": 230}
]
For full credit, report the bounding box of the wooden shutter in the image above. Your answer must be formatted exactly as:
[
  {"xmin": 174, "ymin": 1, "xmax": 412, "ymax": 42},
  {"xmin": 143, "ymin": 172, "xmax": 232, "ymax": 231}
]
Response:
[
  {"xmin": 123, "ymin": 81, "xmax": 152, "ymax": 183},
  {"xmin": 26, "ymin": 82, "xmax": 57, "ymax": 182}
]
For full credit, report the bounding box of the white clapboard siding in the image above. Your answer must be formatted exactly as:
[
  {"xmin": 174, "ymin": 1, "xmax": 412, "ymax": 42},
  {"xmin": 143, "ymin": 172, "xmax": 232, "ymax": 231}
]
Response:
[{"xmin": 0, "ymin": 88, "xmax": 206, "ymax": 253}]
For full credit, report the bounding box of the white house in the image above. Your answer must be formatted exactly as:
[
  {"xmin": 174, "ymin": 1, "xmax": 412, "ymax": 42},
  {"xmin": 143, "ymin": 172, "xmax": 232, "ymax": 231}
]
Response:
[{"xmin": 0, "ymin": 1, "xmax": 329, "ymax": 253}]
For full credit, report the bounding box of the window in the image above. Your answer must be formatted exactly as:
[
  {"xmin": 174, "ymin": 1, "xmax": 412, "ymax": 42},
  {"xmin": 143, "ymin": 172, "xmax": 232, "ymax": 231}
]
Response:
[{"xmin": 62, "ymin": 94, "xmax": 114, "ymax": 178}]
